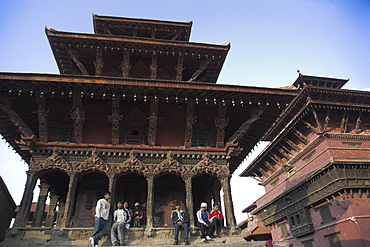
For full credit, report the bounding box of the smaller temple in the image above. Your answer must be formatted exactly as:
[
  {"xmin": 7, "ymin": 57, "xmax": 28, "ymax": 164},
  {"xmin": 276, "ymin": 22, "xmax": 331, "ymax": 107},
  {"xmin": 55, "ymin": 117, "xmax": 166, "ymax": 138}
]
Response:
[{"xmin": 241, "ymin": 74, "xmax": 370, "ymax": 247}]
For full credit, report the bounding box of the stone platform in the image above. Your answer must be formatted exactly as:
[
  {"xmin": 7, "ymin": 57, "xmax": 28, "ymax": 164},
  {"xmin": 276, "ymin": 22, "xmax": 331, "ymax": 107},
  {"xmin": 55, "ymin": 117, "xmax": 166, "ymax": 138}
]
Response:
[{"xmin": 0, "ymin": 226, "xmax": 289, "ymax": 247}]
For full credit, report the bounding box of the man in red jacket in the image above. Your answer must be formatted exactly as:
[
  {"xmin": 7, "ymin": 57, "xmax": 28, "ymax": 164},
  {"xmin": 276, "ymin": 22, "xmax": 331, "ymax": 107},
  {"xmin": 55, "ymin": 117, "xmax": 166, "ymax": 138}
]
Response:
[{"xmin": 208, "ymin": 204, "xmax": 224, "ymax": 237}]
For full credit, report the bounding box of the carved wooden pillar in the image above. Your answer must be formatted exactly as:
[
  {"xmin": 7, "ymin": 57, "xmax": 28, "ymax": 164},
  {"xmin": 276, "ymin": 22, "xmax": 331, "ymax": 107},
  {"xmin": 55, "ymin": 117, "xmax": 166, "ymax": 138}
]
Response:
[
  {"xmin": 176, "ymin": 53, "xmax": 184, "ymax": 81},
  {"xmin": 62, "ymin": 171, "xmax": 79, "ymax": 227},
  {"xmin": 67, "ymin": 48, "xmax": 88, "ymax": 75},
  {"xmin": 55, "ymin": 199, "xmax": 65, "ymax": 228},
  {"xmin": 108, "ymin": 172, "xmax": 119, "ymax": 229},
  {"xmin": 148, "ymin": 96, "xmax": 158, "ymax": 146},
  {"xmin": 215, "ymin": 104, "xmax": 229, "ymax": 148},
  {"xmin": 32, "ymin": 180, "xmax": 50, "ymax": 227},
  {"xmin": 36, "ymin": 92, "xmax": 48, "ymax": 142},
  {"xmin": 183, "ymin": 174, "xmax": 195, "ymax": 228},
  {"xmin": 121, "ymin": 49, "xmax": 131, "ymax": 78},
  {"xmin": 70, "ymin": 94, "xmax": 84, "ymax": 143},
  {"xmin": 145, "ymin": 173, "xmax": 155, "ymax": 228},
  {"xmin": 150, "ymin": 52, "xmax": 157, "ymax": 79},
  {"xmin": 108, "ymin": 96, "xmax": 122, "ymax": 145},
  {"xmin": 45, "ymin": 191, "xmax": 59, "ymax": 227},
  {"xmin": 219, "ymin": 174, "xmax": 236, "ymax": 226},
  {"xmin": 184, "ymin": 98, "xmax": 195, "ymax": 147},
  {"xmin": 14, "ymin": 170, "xmax": 39, "ymax": 227},
  {"xmin": 94, "ymin": 48, "xmax": 104, "ymax": 76}
]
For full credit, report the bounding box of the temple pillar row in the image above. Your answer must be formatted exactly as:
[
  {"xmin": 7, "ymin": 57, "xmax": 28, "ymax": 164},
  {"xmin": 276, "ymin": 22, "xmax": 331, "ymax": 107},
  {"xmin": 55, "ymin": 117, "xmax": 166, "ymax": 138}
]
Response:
[
  {"xmin": 14, "ymin": 170, "xmax": 39, "ymax": 227},
  {"xmin": 61, "ymin": 171, "xmax": 79, "ymax": 227},
  {"xmin": 219, "ymin": 174, "xmax": 236, "ymax": 226},
  {"xmin": 108, "ymin": 173, "xmax": 119, "ymax": 229},
  {"xmin": 145, "ymin": 173, "xmax": 155, "ymax": 228},
  {"xmin": 32, "ymin": 180, "xmax": 50, "ymax": 227},
  {"xmin": 183, "ymin": 174, "xmax": 195, "ymax": 229}
]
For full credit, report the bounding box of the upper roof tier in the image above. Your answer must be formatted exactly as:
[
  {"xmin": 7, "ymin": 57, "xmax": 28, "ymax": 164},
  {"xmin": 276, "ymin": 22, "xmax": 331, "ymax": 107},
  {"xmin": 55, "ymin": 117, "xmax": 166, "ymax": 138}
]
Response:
[
  {"xmin": 93, "ymin": 14, "xmax": 193, "ymax": 41},
  {"xmin": 46, "ymin": 15, "xmax": 229, "ymax": 83}
]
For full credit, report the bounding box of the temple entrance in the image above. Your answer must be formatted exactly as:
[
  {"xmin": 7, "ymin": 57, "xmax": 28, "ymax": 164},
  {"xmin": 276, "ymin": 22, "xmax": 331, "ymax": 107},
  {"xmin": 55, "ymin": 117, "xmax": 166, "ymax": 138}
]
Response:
[
  {"xmin": 72, "ymin": 171, "xmax": 108, "ymax": 227},
  {"xmin": 154, "ymin": 173, "xmax": 185, "ymax": 227},
  {"xmin": 115, "ymin": 172, "xmax": 147, "ymax": 226}
]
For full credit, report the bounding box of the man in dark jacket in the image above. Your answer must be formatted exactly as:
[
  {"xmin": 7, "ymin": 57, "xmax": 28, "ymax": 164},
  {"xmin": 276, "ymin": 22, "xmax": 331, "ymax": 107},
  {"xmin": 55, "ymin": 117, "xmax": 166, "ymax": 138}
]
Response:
[{"xmin": 171, "ymin": 202, "xmax": 189, "ymax": 245}]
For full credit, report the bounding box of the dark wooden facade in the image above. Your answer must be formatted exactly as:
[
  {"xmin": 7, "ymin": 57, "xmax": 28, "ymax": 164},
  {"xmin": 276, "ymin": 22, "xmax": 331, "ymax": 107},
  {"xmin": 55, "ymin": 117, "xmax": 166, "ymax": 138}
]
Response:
[
  {"xmin": 241, "ymin": 74, "xmax": 370, "ymax": 247},
  {"xmin": 0, "ymin": 15, "xmax": 297, "ymax": 245}
]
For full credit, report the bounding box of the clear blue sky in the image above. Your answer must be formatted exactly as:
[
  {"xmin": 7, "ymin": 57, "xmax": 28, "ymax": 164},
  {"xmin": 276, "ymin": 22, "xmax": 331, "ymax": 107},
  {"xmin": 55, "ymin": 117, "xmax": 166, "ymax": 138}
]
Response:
[{"xmin": 0, "ymin": 0, "xmax": 369, "ymax": 224}]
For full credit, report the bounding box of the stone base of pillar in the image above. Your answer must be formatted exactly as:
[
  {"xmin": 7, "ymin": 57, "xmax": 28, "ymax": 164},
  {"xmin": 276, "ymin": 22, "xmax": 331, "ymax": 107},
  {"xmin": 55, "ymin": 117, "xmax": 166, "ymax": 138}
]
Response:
[{"xmin": 0, "ymin": 226, "xmax": 279, "ymax": 247}]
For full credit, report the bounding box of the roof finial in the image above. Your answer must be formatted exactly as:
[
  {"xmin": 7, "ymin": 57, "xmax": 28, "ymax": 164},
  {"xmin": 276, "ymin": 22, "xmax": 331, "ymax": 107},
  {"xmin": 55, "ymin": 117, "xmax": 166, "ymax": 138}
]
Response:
[{"xmin": 297, "ymin": 69, "xmax": 301, "ymax": 75}]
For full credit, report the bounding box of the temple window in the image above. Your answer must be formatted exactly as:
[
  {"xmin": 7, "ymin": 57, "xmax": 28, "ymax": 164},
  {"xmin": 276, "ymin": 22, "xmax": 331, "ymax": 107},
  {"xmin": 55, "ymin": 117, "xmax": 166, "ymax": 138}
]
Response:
[
  {"xmin": 318, "ymin": 204, "xmax": 336, "ymax": 225},
  {"xmin": 325, "ymin": 232, "xmax": 342, "ymax": 247},
  {"xmin": 122, "ymin": 107, "xmax": 147, "ymax": 145}
]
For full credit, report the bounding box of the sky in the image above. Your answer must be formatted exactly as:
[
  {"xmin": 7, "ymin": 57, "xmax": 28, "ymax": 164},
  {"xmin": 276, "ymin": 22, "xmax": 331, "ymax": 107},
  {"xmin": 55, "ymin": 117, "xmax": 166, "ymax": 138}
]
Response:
[{"xmin": 0, "ymin": 0, "xmax": 369, "ymax": 224}]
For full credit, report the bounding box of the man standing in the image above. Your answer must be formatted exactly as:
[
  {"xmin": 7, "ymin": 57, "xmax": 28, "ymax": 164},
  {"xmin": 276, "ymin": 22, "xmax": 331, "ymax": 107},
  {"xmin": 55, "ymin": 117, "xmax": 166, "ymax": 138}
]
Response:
[
  {"xmin": 208, "ymin": 204, "xmax": 224, "ymax": 237},
  {"xmin": 90, "ymin": 192, "xmax": 111, "ymax": 247},
  {"xmin": 196, "ymin": 202, "xmax": 214, "ymax": 242},
  {"xmin": 171, "ymin": 202, "xmax": 189, "ymax": 245},
  {"xmin": 111, "ymin": 201, "xmax": 131, "ymax": 246}
]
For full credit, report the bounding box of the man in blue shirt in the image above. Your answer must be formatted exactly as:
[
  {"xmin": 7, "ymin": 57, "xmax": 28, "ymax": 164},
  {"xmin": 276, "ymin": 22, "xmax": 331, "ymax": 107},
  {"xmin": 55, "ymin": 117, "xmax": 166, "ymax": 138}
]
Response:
[{"xmin": 196, "ymin": 202, "xmax": 214, "ymax": 242}]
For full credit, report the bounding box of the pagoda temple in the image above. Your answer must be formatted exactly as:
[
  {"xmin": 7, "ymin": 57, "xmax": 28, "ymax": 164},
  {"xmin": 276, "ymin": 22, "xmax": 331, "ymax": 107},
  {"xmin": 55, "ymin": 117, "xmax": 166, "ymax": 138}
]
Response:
[
  {"xmin": 0, "ymin": 14, "xmax": 296, "ymax": 246},
  {"xmin": 241, "ymin": 74, "xmax": 370, "ymax": 247}
]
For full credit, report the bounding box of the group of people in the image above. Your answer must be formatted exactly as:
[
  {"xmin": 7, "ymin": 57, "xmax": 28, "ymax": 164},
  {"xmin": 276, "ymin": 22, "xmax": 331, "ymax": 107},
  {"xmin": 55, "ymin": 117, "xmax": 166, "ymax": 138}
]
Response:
[
  {"xmin": 89, "ymin": 192, "xmax": 144, "ymax": 247},
  {"xmin": 89, "ymin": 192, "xmax": 225, "ymax": 246},
  {"xmin": 172, "ymin": 201, "xmax": 224, "ymax": 245}
]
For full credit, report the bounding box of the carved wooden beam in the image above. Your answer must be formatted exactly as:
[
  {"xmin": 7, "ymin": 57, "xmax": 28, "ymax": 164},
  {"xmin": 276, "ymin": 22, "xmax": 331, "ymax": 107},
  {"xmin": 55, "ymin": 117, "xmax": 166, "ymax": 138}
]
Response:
[
  {"xmin": 323, "ymin": 109, "xmax": 331, "ymax": 132},
  {"xmin": 151, "ymin": 29, "xmax": 155, "ymax": 38},
  {"xmin": 132, "ymin": 26, "xmax": 138, "ymax": 37},
  {"xmin": 252, "ymin": 173, "xmax": 262, "ymax": 182},
  {"xmin": 94, "ymin": 48, "xmax": 104, "ymax": 76},
  {"xmin": 264, "ymin": 161, "xmax": 276, "ymax": 172},
  {"xmin": 215, "ymin": 104, "xmax": 229, "ymax": 148},
  {"xmin": 36, "ymin": 93, "xmax": 48, "ymax": 142},
  {"xmin": 311, "ymin": 107, "xmax": 323, "ymax": 132},
  {"xmin": 184, "ymin": 98, "xmax": 196, "ymax": 147},
  {"xmin": 355, "ymin": 112, "xmax": 362, "ymax": 134},
  {"xmin": 339, "ymin": 111, "xmax": 348, "ymax": 133},
  {"xmin": 292, "ymin": 127, "xmax": 309, "ymax": 144},
  {"xmin": 228, "ymin": 106, "xmax": 266, "ymax": 144},
  {"xmin": 284, "ymin": 139, "xmax": 301, "ymax": 152},
  {"xmin": 148, "ymin": 96, "xmax": 158, "ymax": 146},
  {"xmin": 268, "ymin": 154, "xmax": 282, "ymax": 166},
  {"xmin": 120, "ymin": 49, "xmax": 131, "ymax": 78},
  {"xmin": 107, "ymin": 96, "xmax": 122, "ymax": 145},
  {"xmin": 150, "ymin": 52, "xmax": 158, "ymax": 79},
  {"xmin": 188, "ymin": 58, "xmax": 211, "ymax": 82},
  {"xmin": 302, "ymin": 119, "xmax": 321, "ymax": 135},
  {"xmin": 0, "ymin": 96, "xmax": 35, "ymax": 138},
  {"xmin": 175, "ymin": 53, "xmax": 184, "ymax": 81},
  {"xmin": 70, "ymin": 94, "xmax": 84, "ymax": 143},
  {"xmin": 67, "ymin": 48, "xmax": 88, "ymax": 75}
]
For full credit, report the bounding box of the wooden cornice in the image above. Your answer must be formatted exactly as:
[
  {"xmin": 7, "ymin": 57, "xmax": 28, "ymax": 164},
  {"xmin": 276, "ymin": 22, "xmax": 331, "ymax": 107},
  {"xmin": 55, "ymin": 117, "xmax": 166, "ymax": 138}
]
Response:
[
  {"xmin": 0, "ymin": 72, "xmax": 297, "ymax": 99},
  {"xmin": 46, "ymin": 28, "xmax": 228, "ymax": 51}
]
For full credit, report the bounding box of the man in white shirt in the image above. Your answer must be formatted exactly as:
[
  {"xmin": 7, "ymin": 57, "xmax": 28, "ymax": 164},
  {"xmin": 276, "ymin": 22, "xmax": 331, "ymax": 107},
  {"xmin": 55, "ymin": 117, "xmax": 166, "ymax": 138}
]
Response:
[
  {"xmin": 90, "ymin": 192, "xmax": 111, "ymax": 247},
  {"xmin": 111, "ymin": 201, "xmax": 131, "ymax": 246}
]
